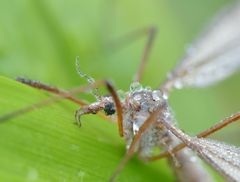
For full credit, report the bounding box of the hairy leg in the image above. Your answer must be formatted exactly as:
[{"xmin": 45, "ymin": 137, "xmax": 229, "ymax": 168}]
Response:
[
  {"xmin": 17, "ymin": 77, "xmax": 87, "ymax": 106},
  {"xmin": 16, "ymin": 77, "xmax": 111, "ymax": 122}
]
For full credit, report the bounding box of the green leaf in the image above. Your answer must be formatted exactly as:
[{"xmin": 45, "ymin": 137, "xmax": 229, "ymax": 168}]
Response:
[
  {"xmin": 0, "ymin": 1, "xmax": 238, "ymax": 181},
  {"xmin": 0, "ymin": 76, "xmax": 173, "ymax": 182}
]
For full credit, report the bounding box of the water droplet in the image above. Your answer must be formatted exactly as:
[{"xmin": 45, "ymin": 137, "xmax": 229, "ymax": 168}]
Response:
[
  {"xmin": 145, "ymin": 86, "xmax": 152, "ymax": 91},
  {"xmin": 133, "ymin": 94, "xmax": 141, "ymax": 101},
  {"xmin": 152, "ymin": 90, "xmax": 162, "ymax": 101},
  {"xmin": 130, "ymin": 82, "xmax": 142, "ymax": 92},
  {"xmin": 133, "ymin": 122, "xmax": 140, "ymax": 135},
  {"xmin": 162, "ymin": 92, "xmax": 168, "ymax": 100},
  {"xmin": 164, "ymin": 111, "xmax": 171, "ymax": 118},
  {"xmin": 190, "ymin": 138, "xmax": 240, "ymax": 181},
  {"xmin": 174, "ymin": 80, "xmax": 183, "ymax": 89}
]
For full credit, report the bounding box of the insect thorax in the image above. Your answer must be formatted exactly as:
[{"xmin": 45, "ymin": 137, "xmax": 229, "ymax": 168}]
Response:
[{"xmin": 122, "ymin": 82, "xmax": 175, "ymax": 156}]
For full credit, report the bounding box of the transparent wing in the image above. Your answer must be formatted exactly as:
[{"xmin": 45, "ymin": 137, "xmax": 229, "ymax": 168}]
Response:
[
  {"xmin": 191, "ymin": 138, "xmax": 240, "ymax": 182},
  {"xmin": 161, "ymin": 115, "xmax": 240, "ymax": 182},
  {"xmin": 162, "ymin": 2, "xmax": 240, "ymax": 91}
]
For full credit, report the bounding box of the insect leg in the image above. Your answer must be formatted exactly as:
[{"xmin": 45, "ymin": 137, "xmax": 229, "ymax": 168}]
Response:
[
  {"xmin": 108, "ymin": 26, "xmax": 157, "ymax": 82},
  {"xmin": 17, "ymin": 77, "xmax": 114, "ymax": 122},
  {"xmin": 196, "ymin": 112, "xmax": 240, "ymax": 138},
  {"xmin": 105, "ymin": 81, "xmax": 124, "ymax": 137},
  {"xmin": 109, "ymin": 108, "xmax": 162, "ymax": 182},
  {"xmin": 16, "ymin": 77, "xmax": 87, "ymax": 106},
  {"xmin": 0, "ymin": 80, "xmax": 105, "ymax": 123},
  {"xmin": 144, "ymin": 112, "xmax": 240, "ymax": 161},
  {"xmin": 134, "ymin": 27, "xmax": 157, "ymax": 82},
  {"xmin": 1, "ymin": 79, "xmax": 124, "ymax": 136},
  {"xmin": 108, "ymin": 26, "xmax": 156, "ymax": 53}
]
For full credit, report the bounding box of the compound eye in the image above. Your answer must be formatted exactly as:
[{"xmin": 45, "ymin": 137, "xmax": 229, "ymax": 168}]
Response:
[{"xmin": 104, "ymin": 102, "xmax": 115, "ymax": 115}]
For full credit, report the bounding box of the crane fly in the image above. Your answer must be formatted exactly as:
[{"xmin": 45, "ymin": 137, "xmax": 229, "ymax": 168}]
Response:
[{"xmin": 1, "ymin": 2, "xmax": 240, "ymax": 182}]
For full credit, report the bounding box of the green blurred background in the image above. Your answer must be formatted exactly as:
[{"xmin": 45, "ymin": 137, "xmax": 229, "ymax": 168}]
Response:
[{"xmin": 0, "ymin": 0, "xmax": 239, "ymax": 181}]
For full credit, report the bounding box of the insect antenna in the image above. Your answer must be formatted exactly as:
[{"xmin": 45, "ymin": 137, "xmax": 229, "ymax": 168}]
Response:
[{"xmin": 75, "ymin": 56, "xmax": 102, "ymax": 101}]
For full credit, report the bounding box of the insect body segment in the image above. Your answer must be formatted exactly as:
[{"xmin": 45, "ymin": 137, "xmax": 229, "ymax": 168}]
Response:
[
  {"xmin": 122, "ymin": 82, "xmax": 174, "ymax": 156},
  {"xmin": 109, "ymin": 83, "xmax": 215, "ymax": 182}
]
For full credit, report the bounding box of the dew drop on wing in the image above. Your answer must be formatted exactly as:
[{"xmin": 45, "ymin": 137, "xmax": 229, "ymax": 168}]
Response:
[
  {"xmin": 191, "ymin": 138, "xmax": 240, "ymax": 182},
  {"xmin": 162, "ymin": 2, "xmax": 240, "ymax": 91}
]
